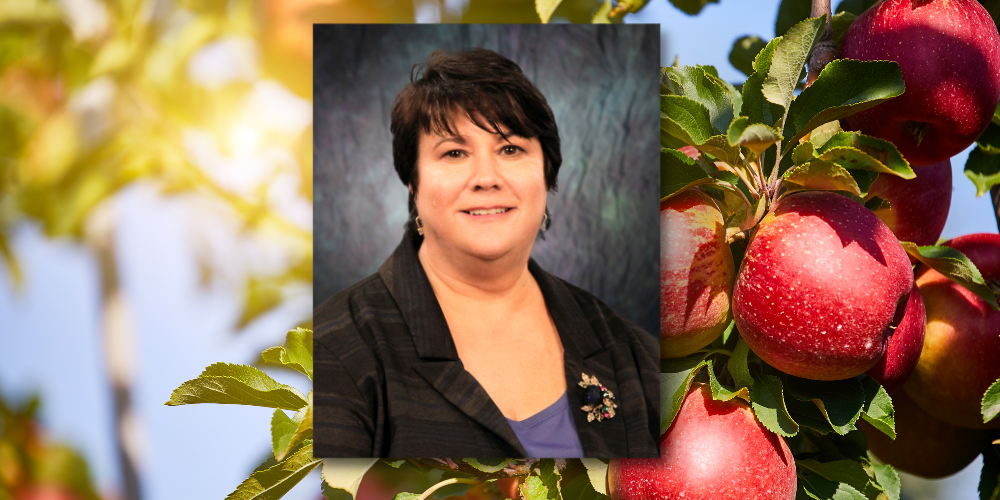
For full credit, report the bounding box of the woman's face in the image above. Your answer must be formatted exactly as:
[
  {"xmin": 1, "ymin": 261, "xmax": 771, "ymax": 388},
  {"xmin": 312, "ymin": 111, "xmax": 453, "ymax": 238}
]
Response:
[{"xmin": 413, "ymin": 113, "xmax": 548, "ymax": 262}]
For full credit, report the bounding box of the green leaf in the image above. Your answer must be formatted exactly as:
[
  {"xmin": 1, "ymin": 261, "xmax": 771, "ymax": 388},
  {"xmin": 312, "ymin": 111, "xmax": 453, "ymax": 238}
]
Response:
[
  {"xmin": 750, "ymin": 374, "xmax": 799, "ymax": 437},
  {"xmin": 238, "ymin": 277, "xmax": 284, "ymax": 329},
  {"xmin": 535, "ymin": 0, "xmax": 564, "ymax": 23},
  {"xmin": 792, "ymin": 141, "xmax": 817, "ymax": 166},
  {"xmin": 981, "ymin": 442, "xmax": 1000, "ymax": 500},
  {"xmin": 661, "ymin": 355, "xmax": 710, "ymax": 433},
  {"xmin": 835, "ymin": 0, "xmax": 879, "ymax": 15},
  {"xmin": 742, "ymin": 37, "xmax": 782, "ymax": 126},
  {"xmin": 728, "ymin": 338, "xmax": 754, "ymax": 392},
  {"xmin": 730, "ymin": 36, "xmax": 768, "ymax": 77},
  {"xmin": 391, "ymin": 493, "xmax": 420, "ymax": 500},
  {"xmin": 697, "ymin": 135, "xmax": 742, "ymax": 165},
  {"xmin": 661, "ymin": 95, "xmax": 715, "ymax": 146},
  {"xmin": 580, "ymin": 459, "xmax": 609, "ymax": 496},
  {"xmin": 831, "ymin": 11, "xmax": 857, "ymax": 46},
  {"xmin": 849, "ymin": 170, "xmax": 879, "ymax": 198},
  {"xmin": 271, "ymin": 409, "xmax": 299, "ymax": 461},
  {"xmin": 783, "ymin": 60, "xmax": 905, "ymax": 150},
  {"xmin": 727, "ymin": 116, "xmax": 783, "ymax": 154},
  {"xmin": 796, "ymin": 460, "xmax": 875, "ymax": 497},
  {"xmin": 463, "ymin": 458, "xmax": 508, "ymax": 473},
  {"xmin": 810, "ymin": 121, "xmax": 843, "ymax": 149},
  {"xmin": 984, "ymin": 377, "xmax": 1000, "ymax": 424},
  {"xmin": 165, "ymin": 363, "xmax": 308, "ymax": 410},
  {"xmin": 817, "ymin": 132, "xmax": 914, "ymax": 179},
  {"xmin": 783, "ymin": 160, "xmax": 862, "ymax": 196},
  {"xmin": 859, "ymin": 376, "xmax": 896, "ymax": 440},
  {"xmin": 521, "ymin": 475, "xmax": 555, "ymax": 500},
  {"xmin": 979, "ymin": 122, "xmax": 1000, "ymax": 154},
  {"xmin": 0, "ymin": 232, "xmax": 22, "ymax": 287},
  {"xmin": 994, "ymin": 98, "xmax": 1000, "ymax": 125},
  {"xmin": 966, "ymin": 146, "xmax": 1000, "ymax": 197},
  {"xmin": 784, "ymin": 377, "xmax": 865, "ymax": 435},
  {"xmin": 321, "ymin": 458, "xmax": 378, "ymax": 500},
  {"xmin": 872, "ymin": 463, "xmax": 900, "ymax": 500},
  {"xmin": 537, "ymin": 459, "xmax": 561, "ymax": 500},
  {"xmin": 863, "ymin": 196, "xmax": 890, "ymax": 212},
  {"xmin": 763, "ymin": 16, "xmax": 826, "ymax": 126},
  {"xmin": 225, "ymin": 443, "xmax": 321, "ymax": 500},
  {"xmin": 775, "ymin": 0, "xmax": 812, "ymax": 37},
  {"xmin": 704, "ymin": 359, "xmax": 749, "ymax": 403},
  {"xmin": 661, "ymin": 148, "xmax": 707, "ymax": 199},
  {"xmin": 661, "ymin": 66, "xmax": 736, "ymax": 135},
  {"xmin": 667, "ymin": 0, "xmax": 719, "ymax": 15},
  {"xmin": 560, "ymin": 473, "xmax": 607, "ymax": 500},
  {"xmin": 799, "ymin": 475, "xmax": 867, "ymax": 500},
  {"xmin": 261, "ymin": 328, "xmax": 314, "ymax": 380},
  {"xmin": 900, "ymin": 242, "xmax": 1000, "ymax": 311}
]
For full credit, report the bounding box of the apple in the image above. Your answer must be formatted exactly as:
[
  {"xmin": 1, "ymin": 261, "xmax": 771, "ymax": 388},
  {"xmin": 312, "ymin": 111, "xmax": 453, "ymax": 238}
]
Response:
[
  {"xmin": 732, "ymin": 191, "xmax": 913, "ymax": 381},
  {"xmin": 867, "ymin": 159, "xmax": 952, "ymax": 246},
  {"xmin": 860, "ymin": 390, "xmax": 990, "ymax": 479},
  {"xmin": 14, "ymin": 486, "xmax": 81, "ymax": 500},
  {"xmin": 865, "ymin": 282, "xmax": 926, "ymax": 393},
  {"xmin": 904, "ymin": 233, "xmax": 1000, "ymax": 429},
  {"xmin": 840, "ymin": 0, "xmax": 1000, "ymax": 166},
  {"xmin": 661, "ymin": 188, "xmax": 736, "ymax": 358},
  {"xmin": 607, "ymin": 383, "xmax": 796, "ymax": 500}
]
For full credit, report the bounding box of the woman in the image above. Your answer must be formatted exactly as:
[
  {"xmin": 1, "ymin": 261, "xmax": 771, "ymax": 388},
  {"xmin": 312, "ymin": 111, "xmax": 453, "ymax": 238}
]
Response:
[{"xmin": 313, "ymin": 48, "xmax": 658, "ymax": 458}]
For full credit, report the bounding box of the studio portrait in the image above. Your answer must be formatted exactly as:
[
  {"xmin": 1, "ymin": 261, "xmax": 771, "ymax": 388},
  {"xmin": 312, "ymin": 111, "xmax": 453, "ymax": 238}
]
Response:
[{"xmin": 312, "ymin": 24, "xmax": 660, "ymax": 458}]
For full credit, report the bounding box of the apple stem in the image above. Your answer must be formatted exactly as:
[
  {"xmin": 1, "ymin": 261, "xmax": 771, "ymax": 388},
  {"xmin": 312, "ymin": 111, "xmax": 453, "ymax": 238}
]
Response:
[{"xmin": 806, "ymin": 0, "xmax": 835, "ymax": 87}]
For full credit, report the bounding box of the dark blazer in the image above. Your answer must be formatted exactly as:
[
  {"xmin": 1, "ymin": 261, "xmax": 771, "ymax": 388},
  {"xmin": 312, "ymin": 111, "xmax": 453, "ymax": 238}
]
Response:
[{"xmin": 313, "ymin": 229, "xmax": 660, "ymax": 458}]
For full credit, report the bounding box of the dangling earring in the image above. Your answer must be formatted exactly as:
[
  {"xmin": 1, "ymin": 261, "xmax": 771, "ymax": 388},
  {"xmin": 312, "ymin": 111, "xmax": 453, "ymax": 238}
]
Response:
[
  {"xmin": 540, "ymin": 213, "xmax": 549, "ymax": 232},
  {"xmin": 415, "ymin": 216, "xmax": 424, "ymax": 236}
]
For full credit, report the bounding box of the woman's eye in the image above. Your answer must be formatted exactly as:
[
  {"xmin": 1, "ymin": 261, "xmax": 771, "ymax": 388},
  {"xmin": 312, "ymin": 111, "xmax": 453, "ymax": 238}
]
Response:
[
  {"xmin": 501, "ymin": 145, "xmax": 522, "ymax": 155},
  {"xmin": 444, "ymin": 150, "xmax": 465, "ymax": 158}
]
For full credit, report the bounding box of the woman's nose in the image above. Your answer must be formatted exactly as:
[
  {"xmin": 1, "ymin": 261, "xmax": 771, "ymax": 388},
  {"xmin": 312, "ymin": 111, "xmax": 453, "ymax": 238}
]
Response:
[{"xmin": 470, "ymin": 151, "xmax": 503, "ymax": 190}]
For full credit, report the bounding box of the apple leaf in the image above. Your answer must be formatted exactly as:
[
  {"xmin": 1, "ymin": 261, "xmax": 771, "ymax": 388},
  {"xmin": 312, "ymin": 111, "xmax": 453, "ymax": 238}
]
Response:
[
  {"xmin": 704, "ymin": 358, "xmax": 749, "ymax": 403},
  {"xmin": 817, "ymin": 132, "xmax": 914, "ymax": 179},
  {"xmin": 859, "ymin": 376, "xmax": 896, "ymax": 440},
  {"xmin": 560, "ymin": 471, "xmax": 607, "ymax": 500},
  {"xmin": 661, "ymin": 148, "xmax": 705, "ymax": 197},
  {"xmin": 226, "ymin": 442, "xmax": 321, "ymax": 500},
  {"xmin": 831, "ymin": 11, "xmax": 857, "ymax": 46},
  {"xmin": 977, "ymin": 122, "xmax": 1000, "ymax": 154},
  {"xmin": 728, "ymin": 338, "xmax": 755, "ymax": 392},
  {"xmin": 591, "ymin": 0, "xmax": 621, "ymax": 23},
  {"xmin": 696, "ymin": 135, "xmax": 742, "ymax": 165},
  {"xmin": 863, "ymin": 196, "xmax": 890, "ymax": 212},
  {"xmin": 871, "ymin": 463, "xmax": 901, "ymax": 500},
  {"xmin": 763, "ymin": 16, "xmax": 826, "ymax": 128},
  {"xmin": 792, "ymin": 141, "xmax": 817, "ymax": 165},
  {"xmin": 809, "ymin": 121, "xmax": 843, "ymax": 149},
  {"xmin": 534, "ymin": 0, "xmax": 564, "ymax": 23},
  {"xmin": 321, "ymin": 458, "xmax": 378, "ymax": 500},
  {"xmin": 984, "ymin": 377, "xmax": 1000, "ymax": 424},
  {"xmin": 835, "ymin": 0, "xmax": 880, "ymax": 15},
  {"xmin": 165, "ymin": 363, "xmax": 309, "ymax": 410},
  {"xmin": 742, "ymin": 36, "xmax": 782, "ymax": 127},
  {"xmin": 783, "ymin": 160, "xmax": 862, "ymax": 196},
  {"xmin": 579, "ymin": 459, "xmax": 609, "ymax": 496},
  {"xmin": 782, "ymin": 60, "xmax": 905, "ymax": 150},
  {"xmin": 785, "ymin": 396, "xmax": 837, "ymax": 434},
  {"xmin": 784, "ymin": 377, "xmax": 865, "ymax": 436},
  {"xmin": 730, "ymin": 35, "xmax": 768, "ymax": 77},
  {"xmin": 796, "ymin": 459, "xmax": 879, "ymax": 498},
  {"xmin": 750, "ymin": 374, "xmax": 800, "ymax": 437},
  {"xmin": 901, "ymin": 242, "xmax": 1000, "ymax": 312},
  {"xmin": 798, "ymin": 473, "xmax": 868, "ymax": 500},
  {"xmin": 727, "ymin": 115, "xmax": 783, "ymax": 154},
  {"xmin": 661, "ymin": 354, "xmax": 711, "ymax": 433},
  {"xmin": 521, "ymin": 475, "xmax": 556, "ymax": 500},
  {"xmin": 662, "ymin": 66, "xmax": 736, "ymax": 135},
  {"xmin": 965, "ymin": 146, "xmax": 1000, "ymax": 197},
  {"xmin": 261, "ymin": 328, "xmax": 313, "ymax": 380},
  {"xmin": 667, "ymin": 0, "xmax": 719, "ymax": 15},
  {"xmin": 462, "ymin": 458, "xmax": 508, "ymax": 473},
  {"xmin": 981, "ymin": 440, "xmax": 1000, "ymax": 500},
  {"xmin": 661, "ymin": 95, "xmax": 715, "ymax": 146},
  {"xmin": 994, "ymin": 98, "xmax": 1000, "ymax": 125}
]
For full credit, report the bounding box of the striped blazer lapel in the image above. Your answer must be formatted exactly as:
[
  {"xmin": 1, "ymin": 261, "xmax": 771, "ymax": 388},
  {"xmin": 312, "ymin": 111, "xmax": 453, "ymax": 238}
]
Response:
[{"xmin": 380, "ymin": 232, "xmax": 526, "ymax": 456}]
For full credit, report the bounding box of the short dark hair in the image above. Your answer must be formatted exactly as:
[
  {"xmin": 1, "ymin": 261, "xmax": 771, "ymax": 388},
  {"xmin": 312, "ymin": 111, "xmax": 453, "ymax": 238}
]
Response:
[{"xmin": 390, "ymin": 48, "xmax": 561, "ymax": 231}]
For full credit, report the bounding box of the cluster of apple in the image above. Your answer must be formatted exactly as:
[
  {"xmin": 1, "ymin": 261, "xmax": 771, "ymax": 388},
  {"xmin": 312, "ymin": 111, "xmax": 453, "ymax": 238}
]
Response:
[{"xmin": 611, "ymin": 0, "xmax": 1000, "ymax": 498}]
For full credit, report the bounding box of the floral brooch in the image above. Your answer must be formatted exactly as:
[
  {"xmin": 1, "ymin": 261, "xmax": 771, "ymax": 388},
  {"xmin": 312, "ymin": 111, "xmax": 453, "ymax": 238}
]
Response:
[{"xmin": 579, "ymin": 373, "xmax": 617, "ymax": 422}]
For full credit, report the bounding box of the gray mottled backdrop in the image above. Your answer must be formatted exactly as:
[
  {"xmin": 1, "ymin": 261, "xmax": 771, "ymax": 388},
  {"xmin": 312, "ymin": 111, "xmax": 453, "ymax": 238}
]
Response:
[{"xmin": 314, "ymin": 24, "xmax": 659, "ymax": 335}]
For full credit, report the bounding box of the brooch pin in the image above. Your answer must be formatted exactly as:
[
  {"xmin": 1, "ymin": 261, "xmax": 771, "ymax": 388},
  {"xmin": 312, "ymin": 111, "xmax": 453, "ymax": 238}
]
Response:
[{"xmin": 579, "ymin": 373, "xmax": 617, "ymax": 422}]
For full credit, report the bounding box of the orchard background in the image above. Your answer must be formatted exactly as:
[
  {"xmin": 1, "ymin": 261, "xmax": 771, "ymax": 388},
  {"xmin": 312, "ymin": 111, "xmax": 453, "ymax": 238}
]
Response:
[{"xmin": 0, "ymin": 0, "xmax": 998, "ymax": 500}]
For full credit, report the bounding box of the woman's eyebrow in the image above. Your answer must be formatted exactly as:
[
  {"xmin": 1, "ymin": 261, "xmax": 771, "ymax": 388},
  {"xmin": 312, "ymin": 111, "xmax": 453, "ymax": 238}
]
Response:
[{"xmin": 433, "ymin": 135, "xmax": 466, "ymax": 148}]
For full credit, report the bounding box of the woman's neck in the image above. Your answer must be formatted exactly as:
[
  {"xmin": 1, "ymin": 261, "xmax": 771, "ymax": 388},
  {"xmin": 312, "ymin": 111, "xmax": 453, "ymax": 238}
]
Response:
[{"xmin": 417, "ymin": 236, "xmax": 535, "ymax": 304}]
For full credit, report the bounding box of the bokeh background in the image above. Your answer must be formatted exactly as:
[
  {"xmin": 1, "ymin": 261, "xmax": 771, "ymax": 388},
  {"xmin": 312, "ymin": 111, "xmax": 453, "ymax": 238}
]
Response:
[
  {"xmin": 0, "ymin": 0, "xmax": 996, "ymax": 500},
  {"xmin": 313, "ymin": 24, "xmax": 660, "ymax": 335}
]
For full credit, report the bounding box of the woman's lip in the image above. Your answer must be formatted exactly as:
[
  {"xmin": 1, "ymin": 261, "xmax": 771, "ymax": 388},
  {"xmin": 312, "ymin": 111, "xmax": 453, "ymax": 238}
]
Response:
[{"xmin": 461, "ymin": 207, "xmax": 514, "ymax": 215}]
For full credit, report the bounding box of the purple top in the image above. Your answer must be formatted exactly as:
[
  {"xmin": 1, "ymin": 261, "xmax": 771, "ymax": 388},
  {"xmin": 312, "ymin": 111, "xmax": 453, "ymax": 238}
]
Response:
[{"xmin": 505, "ymin": 392, "xmax": 585, "ymax": 458}]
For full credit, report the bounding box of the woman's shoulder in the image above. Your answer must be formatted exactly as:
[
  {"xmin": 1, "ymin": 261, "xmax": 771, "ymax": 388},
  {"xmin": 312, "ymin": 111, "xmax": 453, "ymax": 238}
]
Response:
[{"xmin": 314, "ymin": 273, "xmax": 390, "ymax": 336}]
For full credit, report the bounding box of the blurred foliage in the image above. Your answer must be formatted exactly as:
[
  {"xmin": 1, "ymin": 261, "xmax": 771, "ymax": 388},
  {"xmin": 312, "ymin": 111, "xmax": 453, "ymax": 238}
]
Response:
[{"xmin": 0, "ymin": 388, "xmax": 101, "ymax": 500}]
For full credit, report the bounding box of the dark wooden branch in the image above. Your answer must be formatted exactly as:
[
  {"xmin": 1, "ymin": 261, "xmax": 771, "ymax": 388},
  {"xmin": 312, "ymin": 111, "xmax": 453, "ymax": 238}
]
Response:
[{"xmin": 806, "ymin": 0, "xmax": 836, "ymax": 87}]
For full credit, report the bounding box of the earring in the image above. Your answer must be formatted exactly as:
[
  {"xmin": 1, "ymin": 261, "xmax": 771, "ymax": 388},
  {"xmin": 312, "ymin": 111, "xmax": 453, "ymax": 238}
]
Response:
[
  {"xmin": 540, "ymin": 213, "xmax": 549, "ymax": 232},
  {"xmin": 415, "ymin": 216, "xmax": 424, "ymax": 236}
]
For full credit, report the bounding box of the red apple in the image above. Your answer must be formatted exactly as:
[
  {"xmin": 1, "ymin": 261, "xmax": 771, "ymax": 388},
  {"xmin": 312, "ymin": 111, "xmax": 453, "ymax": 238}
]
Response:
[
  {"xmin": 661, "ymin": 188, "xmax": 736, "ymax": 358},
  {"xmin": 840, "ymin": 0, "xmax": 1000, "ymax": 166},
  {"xmin": 732, "ymin": 191, "xmax": 913, "ymax": 380},
  {"xmin": 904, "ymin": 233, "xmax": 1000, "ymax": 429},
  {"xmin": 860, "ymin": 390, "xmax": 990, "ymax": 479},
  {"xmin": 607, "ymin": 383, "xmax": 796, "ymax": 500},
  {"xmin": 867, "ymin": 160, "xmax": 952, "ymax": 246},
  {"xmin": 865, "ymin": 282, "xmax": 926, "ymax": 393}
]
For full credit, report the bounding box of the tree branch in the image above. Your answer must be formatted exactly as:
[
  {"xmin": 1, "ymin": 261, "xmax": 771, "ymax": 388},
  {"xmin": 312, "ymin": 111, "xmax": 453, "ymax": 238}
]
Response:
[{"xmin": 807, "ymin": 0, "xmax": 836, "ymax": 87}]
